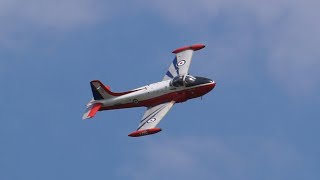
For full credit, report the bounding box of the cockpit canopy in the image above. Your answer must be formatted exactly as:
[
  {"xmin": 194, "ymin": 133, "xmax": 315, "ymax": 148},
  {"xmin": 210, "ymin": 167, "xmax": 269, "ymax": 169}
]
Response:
[{"xmin": 170, "ymin": 75, "xmax": 213, "ymax": 87}]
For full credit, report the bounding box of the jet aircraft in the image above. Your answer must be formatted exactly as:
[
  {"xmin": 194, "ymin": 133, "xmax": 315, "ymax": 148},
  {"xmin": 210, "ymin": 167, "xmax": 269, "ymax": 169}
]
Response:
[{"xmin": 83, "ymin": 44, "xmax": 216, "ymax": 137}]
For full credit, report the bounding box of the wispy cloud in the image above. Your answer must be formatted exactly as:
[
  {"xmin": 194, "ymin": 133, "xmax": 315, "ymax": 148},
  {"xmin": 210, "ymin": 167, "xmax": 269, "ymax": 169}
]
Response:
[
  {"xmin": 119, "ymin": 136, "xmax": 303, "ymax": 180},
  {"xmin": 2, "ymin": 0, "xmax": 319, "ymax": 95},
  {"xmin": 0, "ymin": 0, "xmax": 106, "ymax": 29},
  {"xmin": 0, "ymin": 0, "xmax": 108, "ymax": 49},
  {"xmin": 264, "ymin": 1, "xmax": 320, "ymax": 96},
  {"xmin": 139, "ymin": 0, "xmax": 320, "ymax": 96}
]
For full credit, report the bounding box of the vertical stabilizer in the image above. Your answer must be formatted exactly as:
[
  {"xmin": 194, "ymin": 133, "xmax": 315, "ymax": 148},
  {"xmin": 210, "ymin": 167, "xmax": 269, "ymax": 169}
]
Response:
[{"xmin": 90, "ymin": 80, "xmax": 115, "ymax": 100}]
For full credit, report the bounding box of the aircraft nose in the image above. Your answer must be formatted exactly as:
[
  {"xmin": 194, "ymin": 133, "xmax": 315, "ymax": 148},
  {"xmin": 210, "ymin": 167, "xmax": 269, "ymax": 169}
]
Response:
[
  {"xmin": 201, "ymin": 78, "xmax": 216, "ymax": 90},
  {"xmin": 209, "ymin": 80, "xmax": 216, "ymax": 89},
  {"xmin": 206, "ymin": 78, "xmax": 215, "ymax": 87},
  {"xmin": 201, "ymin": 79, "xmax": 216, "ymax": 96}
]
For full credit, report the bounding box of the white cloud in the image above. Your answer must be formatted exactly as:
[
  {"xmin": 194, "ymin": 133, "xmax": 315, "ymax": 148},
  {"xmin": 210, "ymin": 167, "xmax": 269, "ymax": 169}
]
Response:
[
  {"xmin": 265, "ymin": 1, "xmax": 320, "ymax": 96},
  {"xmin": 0, "ymin": 0, "xmax": 108, "ymax": 49},
  {"xmin": 119, "ymin": 136, "xmax": 302, "ymax": 180},
  {"xmin": 139, "ymin": 0, "xmax": 320, "ymax": 96},
  {"xmin": 0, "ymin": 0, "xmax": 105, "ymax": 29},
  {"xmin": 1, "ymin": 0, "xmax": 319, "ymax": 95}
]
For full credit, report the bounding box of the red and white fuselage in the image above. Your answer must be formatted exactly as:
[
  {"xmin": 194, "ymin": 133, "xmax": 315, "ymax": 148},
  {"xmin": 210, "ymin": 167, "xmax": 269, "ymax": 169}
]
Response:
[{"xmin": 90, "ymin": 77, "xmax": 215, "ymax": 111}]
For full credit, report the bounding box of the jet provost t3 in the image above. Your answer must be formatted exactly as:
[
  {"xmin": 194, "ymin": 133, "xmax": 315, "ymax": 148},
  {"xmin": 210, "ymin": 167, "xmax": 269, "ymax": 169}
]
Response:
[{"xmin": 83, "ymin": 44, "xmax": 216, "ymax": 137}]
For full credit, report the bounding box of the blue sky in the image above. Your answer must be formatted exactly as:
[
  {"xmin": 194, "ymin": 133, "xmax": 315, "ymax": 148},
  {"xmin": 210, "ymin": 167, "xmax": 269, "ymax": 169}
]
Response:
[{"xmin": 1, "ymin": 0, "xmax": 319, "ymax": 179}]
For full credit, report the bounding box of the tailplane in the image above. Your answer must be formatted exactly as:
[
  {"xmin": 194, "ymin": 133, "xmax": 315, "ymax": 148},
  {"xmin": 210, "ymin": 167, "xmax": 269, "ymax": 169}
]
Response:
[{"xmin": 82, "ymin": 102, "xmax": 102, "ymax": 120}]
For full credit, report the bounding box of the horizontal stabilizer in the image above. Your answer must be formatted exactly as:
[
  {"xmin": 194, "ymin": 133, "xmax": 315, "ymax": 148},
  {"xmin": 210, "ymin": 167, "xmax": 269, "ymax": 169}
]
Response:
[{"xmin": 82, "ymin": 103, "xmax": 102, "ymax": 120}]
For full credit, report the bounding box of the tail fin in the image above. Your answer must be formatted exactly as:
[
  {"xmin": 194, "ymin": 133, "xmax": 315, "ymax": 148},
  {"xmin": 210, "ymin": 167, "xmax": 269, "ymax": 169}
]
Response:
[
  {"xmin": 90, "ymin": 80, "xmax": 140, "ymax": 100},
  {"xmin": 90, "ymin": 80, "xmax": 116, "ymax": 100}
]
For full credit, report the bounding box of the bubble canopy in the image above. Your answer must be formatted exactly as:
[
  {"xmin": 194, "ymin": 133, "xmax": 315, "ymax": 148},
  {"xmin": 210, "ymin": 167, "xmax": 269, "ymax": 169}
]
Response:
[{"xmin": 170, "ymin": 75, "xmax": 213, "ymax": 87}]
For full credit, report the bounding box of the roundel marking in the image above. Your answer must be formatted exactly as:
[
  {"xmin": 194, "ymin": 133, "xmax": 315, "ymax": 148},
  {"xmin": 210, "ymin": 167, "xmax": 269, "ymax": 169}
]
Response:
[
  {"xmin": 147, "ymin": 118, "xmax": 156, "ymax": 123},
  {"xmin": 177, "ymin": 60, "xmax": 186, "ymax": 66},
  {"xmin": 133, "ymin": 99, "xmax": 139, "ymax": 104}
]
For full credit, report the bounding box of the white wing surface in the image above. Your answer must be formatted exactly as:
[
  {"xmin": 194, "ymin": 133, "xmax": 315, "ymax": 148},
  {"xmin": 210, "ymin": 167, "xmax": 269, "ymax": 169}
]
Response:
[
  {"xmin": 163, "ymin": 44, "xmax": 205, "ymax": 81},
  {"xmin": 137, "ymin": 101, "xmax": 175, "ymax": 130}
]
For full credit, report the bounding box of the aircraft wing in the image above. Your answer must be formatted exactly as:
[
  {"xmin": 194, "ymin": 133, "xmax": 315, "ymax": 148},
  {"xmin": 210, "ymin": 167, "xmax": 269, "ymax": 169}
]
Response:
[
  {"xmin": 163, "ymin": 44, "xmax": 205, "ymax": 81},
  {"xmin": 128, "ymin": 101, "xmax": 175, "ymax": 137}
]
